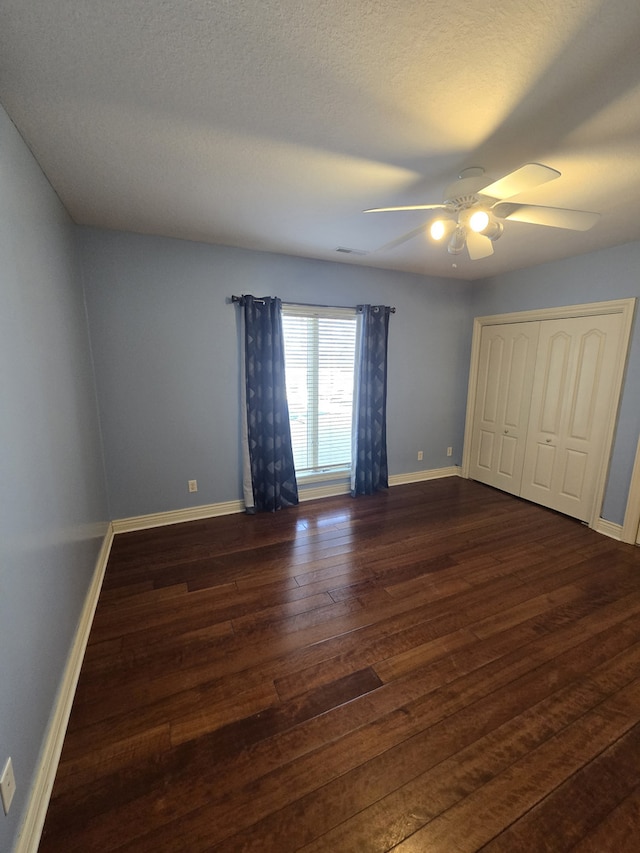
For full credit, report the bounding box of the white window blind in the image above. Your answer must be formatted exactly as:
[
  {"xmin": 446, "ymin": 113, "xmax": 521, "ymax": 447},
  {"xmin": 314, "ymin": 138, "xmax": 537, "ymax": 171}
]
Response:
[{"xmin": 282, "ymin": 305, "xmax": 357, "ymax": 477}]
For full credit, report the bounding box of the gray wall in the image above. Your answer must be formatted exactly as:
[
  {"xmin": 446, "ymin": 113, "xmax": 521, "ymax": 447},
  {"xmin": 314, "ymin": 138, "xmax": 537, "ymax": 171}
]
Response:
[
  {"xmin": 79, "ymin": 227, "xmax": 475, "ymax": 519},
  {"xmin": 0, "ymin": 106, "xmax": 109, "ymax": 852},
  {"xmin": 79, "ymin": 227, "xmax": 640, "ymax": 527},
  {"xmin": 472, "ymin": 243, "xmax": 640, "ymax": 524}
]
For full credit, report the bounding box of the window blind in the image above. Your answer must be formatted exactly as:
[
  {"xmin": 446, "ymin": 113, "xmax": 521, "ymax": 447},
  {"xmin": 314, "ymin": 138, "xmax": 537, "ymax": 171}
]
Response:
[{"xmin": 282, "ymin": 305, "xmax": 357, "ymax": 477}]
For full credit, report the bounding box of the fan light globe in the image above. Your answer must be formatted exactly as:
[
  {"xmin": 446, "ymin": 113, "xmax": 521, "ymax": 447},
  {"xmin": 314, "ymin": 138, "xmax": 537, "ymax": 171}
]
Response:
[
  {"xmin": 430, "ymin": 219, "xmax": 447, "ymax": 241},
  {"xmin": 430, "ymin": 218, "xmax": 456, "ymax": 242},
  {"xmin": 469, "ymin": 210, "xmax": 490, "ymax": 232}
]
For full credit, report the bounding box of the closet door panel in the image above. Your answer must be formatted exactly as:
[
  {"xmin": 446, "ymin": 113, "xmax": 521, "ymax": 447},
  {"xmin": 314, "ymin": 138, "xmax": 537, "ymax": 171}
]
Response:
[
  {"xmin": 520, "ymin": 314, "xmax": 623, "ymax": 521},
  {"xmin": 538, "ymin": 331, "xmax": 571, "ymax": 434},
  {"xmin": 468, "ymin": 321, "xmax": 539, "ymax": 495},
  {"xmin": 529, "ymin": 443, "xmax": 556, "ymax": 490}
]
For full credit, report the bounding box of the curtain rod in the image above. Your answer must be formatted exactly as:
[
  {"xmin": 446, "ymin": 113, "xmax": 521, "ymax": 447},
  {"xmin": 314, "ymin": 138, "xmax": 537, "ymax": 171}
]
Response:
[{"xmin": 231, "ymin": 295, "xmax": 396, "ymax": 313}]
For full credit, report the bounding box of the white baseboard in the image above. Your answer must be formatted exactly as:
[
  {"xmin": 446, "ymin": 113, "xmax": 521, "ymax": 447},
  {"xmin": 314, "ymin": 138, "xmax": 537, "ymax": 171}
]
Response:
[
  {"xmin": 112, "ymin": 468, "xmax": 462, "ymax": 532},
  {"xmin": 15, "ymin": 524, "xmax": 114, "ymax": 853},
  {"xmin": 389, "ymin": 465, "xmax": 461, "ymax": 486},
  {"xmin": 594, "ymin": 517, "xmax": 623, "ymax": 540},
  {"xmin": 112, "ymin": 499, "xmax": 245, "ymax": 533}
]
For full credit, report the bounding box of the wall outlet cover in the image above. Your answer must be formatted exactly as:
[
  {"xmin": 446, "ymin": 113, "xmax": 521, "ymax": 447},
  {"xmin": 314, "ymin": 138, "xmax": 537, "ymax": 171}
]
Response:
[{"xmin": 1, "ymin": 757, "xmax": 16, "ymax": 815}]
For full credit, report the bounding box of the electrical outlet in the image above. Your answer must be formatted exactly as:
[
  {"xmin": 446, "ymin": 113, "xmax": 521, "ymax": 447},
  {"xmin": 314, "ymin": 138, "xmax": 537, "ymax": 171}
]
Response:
[
  {"xmin": 188, "ymin": 479, "xmax": 198, "ymax": 493},
  {"xmin": 1, "ymin": 758, "xmax": 16, "ymax": 815},
  {"xmin": 447, "ymin": 446, "xmax": 453, "ymax": 457},
  {"xmin": 417, "ymin": 450, "xmax": 423, "ymax": 461}
]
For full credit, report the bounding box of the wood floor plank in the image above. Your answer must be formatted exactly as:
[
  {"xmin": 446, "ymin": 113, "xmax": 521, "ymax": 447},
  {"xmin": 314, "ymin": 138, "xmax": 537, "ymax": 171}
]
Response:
[
  {"xmin": 50, "ymin": 608, "xmax": 640, "ymax": 850},
  {"xmin": 390, "ymin": 705, "xmax": 638, "ymax": 853},
  {"xmin": 38, "ymin": 479, "xmax": 640, "ymax": 852},
  {"xmin": 226, "ymin": 637, "xmax": 640, "ymax": 852},
  {"xmin": 107, "ymin": 613, "xmax": 640, "ymax": 852},
  {"xmin": 294, "ymin": 682, "xmax": 607, "ymax": 853},
  {"xmin": 478, "ymin": 721, "xmax": 640, "ymax": 852},
  {"xmin": 570, "ymin": 782, "xmax": 640, "ymax": 852}
]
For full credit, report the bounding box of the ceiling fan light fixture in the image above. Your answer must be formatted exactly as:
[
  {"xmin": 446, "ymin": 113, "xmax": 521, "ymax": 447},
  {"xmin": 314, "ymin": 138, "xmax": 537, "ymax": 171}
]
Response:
[
  {"xmin": 468, "ymin": 209, "xmax": 490, "ymax": 233},
  {"xmin": 363, "ymin": 163, "xmax": 599, "ymax": 261},
  {"xmin": 429, "ymin": 218, "xmax": 455, "ymax": 241},
  {"xmin": 447, "ymin": 225, "xmax": 466, "ymax": 255},
  {"xmin": 461, "ymin": 206, "xmax": 504, "ymax": 242},
  {"xmin": 482, "ymin": 219, "xmax": 504, "ymax": 241}
]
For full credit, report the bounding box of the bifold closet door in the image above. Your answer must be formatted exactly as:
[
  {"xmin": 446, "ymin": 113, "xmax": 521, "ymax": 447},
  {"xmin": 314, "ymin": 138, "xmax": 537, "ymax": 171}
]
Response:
[
  {"xmin": 467, "ymin": 321, "xmax": 540, "ymax": 495},
  {"xmin": 519, "ymin": 313, "xmax": 624, "ymax": 521}
]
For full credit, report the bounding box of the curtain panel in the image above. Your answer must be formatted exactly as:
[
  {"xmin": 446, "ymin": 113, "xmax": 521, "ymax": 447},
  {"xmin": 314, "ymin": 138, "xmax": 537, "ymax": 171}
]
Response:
[
  {"xmin": 240, "ymin": 295, "xmax": 299, "ymax": 512},
  {"xmin": 351, "ymin": 304, "xmax": 391, "ymax": 496}
]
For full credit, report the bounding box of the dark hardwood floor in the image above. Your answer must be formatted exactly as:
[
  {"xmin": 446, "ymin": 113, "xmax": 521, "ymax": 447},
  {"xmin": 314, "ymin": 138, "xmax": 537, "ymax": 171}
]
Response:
[{"xmin": 39, "ymin": 478, "xmax": 640, "ymax": 851}]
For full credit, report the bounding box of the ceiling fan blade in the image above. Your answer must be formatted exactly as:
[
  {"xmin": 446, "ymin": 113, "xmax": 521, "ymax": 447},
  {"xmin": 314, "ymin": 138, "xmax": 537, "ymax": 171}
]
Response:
[
  {"xmin": 376, "ymin": 223, "xmax": 430, "ymax": 252},
  {"xmin": 364, "ymin": 203, "xmax": 448, "ymax": 214},
  {"xmin": 466, "ymin": 230, "xmax": 494, "ymax": 260},
  {"xmin": 504, "ymin": 204, "xmax": 600, "ymax": 231},
  {"xmin": 478, "ymin": 163, "xmax": 561, "ymax": 201}
]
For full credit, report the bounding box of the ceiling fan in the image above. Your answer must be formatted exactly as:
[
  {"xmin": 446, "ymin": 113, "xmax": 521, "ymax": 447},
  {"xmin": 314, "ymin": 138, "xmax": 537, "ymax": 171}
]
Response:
[{"xmin": 364, "ymin": 163, "xmax": 600, "ymax": 260}]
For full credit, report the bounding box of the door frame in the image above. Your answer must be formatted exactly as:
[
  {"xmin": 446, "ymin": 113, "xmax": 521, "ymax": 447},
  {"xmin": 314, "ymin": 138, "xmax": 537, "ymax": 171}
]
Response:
[
  {"xmin": 622, "ymin": 433, "xmax": 640, "ymax": 544},
  {"xmin": 462, "ymin": 298, "xmax": 636, "ymax": 530}
]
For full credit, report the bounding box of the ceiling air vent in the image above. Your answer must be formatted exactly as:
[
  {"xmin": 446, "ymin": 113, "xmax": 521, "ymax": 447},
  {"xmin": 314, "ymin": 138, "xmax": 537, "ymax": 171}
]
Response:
[{"xmin": 335, "ymin": 246, "xmax": 367, "ymax": 255}]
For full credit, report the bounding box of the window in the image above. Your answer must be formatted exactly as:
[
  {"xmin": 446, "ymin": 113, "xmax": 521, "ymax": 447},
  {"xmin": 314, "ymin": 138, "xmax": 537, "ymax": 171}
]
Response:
[{"xmin": 282, "ymin": 305, "xmax": 357, "ymax": 478}]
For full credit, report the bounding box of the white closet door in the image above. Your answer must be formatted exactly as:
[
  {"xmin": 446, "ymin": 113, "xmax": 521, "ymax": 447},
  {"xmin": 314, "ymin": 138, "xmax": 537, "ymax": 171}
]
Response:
[
  {"xmin": 520, "ymin": 313, "xmax": 624, "ymax": 521},
  {"xmin": 468, "ymin": 321, "xmax": 540, "ymax": 495}
]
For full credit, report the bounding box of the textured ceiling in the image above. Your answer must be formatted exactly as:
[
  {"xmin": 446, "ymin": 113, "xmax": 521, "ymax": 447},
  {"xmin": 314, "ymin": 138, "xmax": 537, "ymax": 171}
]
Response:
[{"xmin": 1, "ymin": 0, "xmax": 640, "ymax": 280}]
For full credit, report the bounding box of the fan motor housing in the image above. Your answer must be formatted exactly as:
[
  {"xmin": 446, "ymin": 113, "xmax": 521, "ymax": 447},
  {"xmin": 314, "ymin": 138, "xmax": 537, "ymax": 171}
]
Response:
[{"xmin": 442, "ymin": 175, "xmax": 496, "ymax": 210}]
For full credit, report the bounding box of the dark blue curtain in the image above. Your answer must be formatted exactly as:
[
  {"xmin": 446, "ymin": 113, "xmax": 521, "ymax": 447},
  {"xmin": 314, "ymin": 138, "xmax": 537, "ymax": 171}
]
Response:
[
  {"xmin": 242, "ymin": 295, "xmax": 298, "ymax": 512},
  {"xmin": 351, "ymin": 304, "xmax": 391, "ymax": 496}
]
